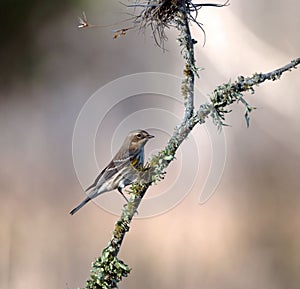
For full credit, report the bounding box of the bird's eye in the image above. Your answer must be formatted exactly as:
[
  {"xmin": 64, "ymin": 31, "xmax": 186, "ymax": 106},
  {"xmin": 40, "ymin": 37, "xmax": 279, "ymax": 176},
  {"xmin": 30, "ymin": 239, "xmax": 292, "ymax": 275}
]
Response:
[{"xmin": 136, "ymin": 133, "xmax": 142, "ymax": 138}]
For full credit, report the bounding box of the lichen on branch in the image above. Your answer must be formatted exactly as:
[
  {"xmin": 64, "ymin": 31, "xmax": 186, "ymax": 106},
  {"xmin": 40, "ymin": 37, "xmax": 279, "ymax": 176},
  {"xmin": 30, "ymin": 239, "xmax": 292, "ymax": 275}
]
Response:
[
  {"xmin": 210, "ymin": 59, "xmax": 300, "ymax": 128},
  {"xmin": 79, "ymin": 2, "xmax": 300, "ymax": 288}
]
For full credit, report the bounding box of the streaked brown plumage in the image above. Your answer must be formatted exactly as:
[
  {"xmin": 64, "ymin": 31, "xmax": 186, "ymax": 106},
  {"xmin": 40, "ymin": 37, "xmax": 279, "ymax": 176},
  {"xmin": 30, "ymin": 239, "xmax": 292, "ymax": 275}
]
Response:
[{"xmin": 70, "ymin": 130, "xmax": 154, "ymax": 215}]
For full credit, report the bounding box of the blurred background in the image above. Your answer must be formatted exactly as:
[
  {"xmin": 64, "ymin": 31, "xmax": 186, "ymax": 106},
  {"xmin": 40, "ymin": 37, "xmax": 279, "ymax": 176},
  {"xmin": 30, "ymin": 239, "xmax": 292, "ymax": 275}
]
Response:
[{"xmin": 1, "ymin": 1, "xmax": 300, "ymax": 289}]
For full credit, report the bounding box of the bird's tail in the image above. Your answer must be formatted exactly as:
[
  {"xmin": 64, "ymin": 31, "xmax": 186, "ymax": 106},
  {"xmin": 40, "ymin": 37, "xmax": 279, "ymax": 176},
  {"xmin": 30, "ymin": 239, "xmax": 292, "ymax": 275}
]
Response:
[{"xmin": 70, "ymin": 196, "xmax": 91, "ymax": 215}]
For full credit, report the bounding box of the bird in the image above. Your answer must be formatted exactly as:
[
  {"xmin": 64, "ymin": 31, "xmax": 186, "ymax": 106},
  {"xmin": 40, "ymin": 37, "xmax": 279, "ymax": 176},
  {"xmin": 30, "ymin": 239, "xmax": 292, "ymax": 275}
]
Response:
[{"xmin": 70, "ymin": 129, "xmax": 154, "ymax": 215}]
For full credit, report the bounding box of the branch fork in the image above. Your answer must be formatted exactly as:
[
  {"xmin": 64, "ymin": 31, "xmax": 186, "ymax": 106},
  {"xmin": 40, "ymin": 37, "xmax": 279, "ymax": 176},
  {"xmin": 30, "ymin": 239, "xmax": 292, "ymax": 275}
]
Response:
[{"xmin": 79, "ymin": 2, "xmax": 300, "ymax": 288}]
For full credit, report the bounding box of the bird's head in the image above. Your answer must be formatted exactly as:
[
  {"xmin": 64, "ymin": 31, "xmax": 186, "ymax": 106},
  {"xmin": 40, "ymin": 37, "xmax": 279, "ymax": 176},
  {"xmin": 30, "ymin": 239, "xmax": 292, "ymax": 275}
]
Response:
[{"xmin": 127, "ymin": 129, "xmax": 154, "ymax": 154}]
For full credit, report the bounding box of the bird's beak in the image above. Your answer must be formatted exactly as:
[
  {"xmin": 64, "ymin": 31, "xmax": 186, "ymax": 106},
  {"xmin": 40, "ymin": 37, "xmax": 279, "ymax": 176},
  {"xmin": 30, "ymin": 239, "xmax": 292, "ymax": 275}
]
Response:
[{"xmin": 147, "ymin": 134, "xmax": 155, "ymax": 139}]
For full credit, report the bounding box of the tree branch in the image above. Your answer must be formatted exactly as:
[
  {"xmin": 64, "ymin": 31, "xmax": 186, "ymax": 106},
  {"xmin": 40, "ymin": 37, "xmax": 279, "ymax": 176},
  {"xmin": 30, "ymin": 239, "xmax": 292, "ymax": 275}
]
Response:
[
  {"xmin": 177, "ymin": 0, "xmax": 196, "ymax": 121},
  {"xmin": 80, "ymin": 1, "xmax": 300, "ymax": 288},
  {"xmin": 208, "ymin": 58, "xmax": 300, "ymax": 128}
]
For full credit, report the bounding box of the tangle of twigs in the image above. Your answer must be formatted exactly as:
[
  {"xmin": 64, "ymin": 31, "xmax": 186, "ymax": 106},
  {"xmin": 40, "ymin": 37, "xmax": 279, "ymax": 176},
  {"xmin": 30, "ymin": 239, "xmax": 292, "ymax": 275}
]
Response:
[{"xmin": 124, "ymin": 0, "xmax": 229, "ymax": 48}]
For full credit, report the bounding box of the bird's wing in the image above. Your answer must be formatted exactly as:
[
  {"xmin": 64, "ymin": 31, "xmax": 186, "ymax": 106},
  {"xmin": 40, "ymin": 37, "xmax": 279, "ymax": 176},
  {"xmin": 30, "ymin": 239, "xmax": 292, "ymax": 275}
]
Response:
[
  {"xmin": 85, "ymin": 155, "xmax": 132, "ymax": 191},
  {"xmin": 84, "ymin": 169, "xmax": 104, "ymax": 191}
]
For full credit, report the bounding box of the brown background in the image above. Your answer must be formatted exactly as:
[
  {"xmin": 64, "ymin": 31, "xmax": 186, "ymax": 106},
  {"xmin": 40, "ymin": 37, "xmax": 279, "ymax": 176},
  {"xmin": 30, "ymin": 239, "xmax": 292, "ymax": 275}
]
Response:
[{"xmin": 1, "ymin": 1, "xmax": 300, "ymax": 289}]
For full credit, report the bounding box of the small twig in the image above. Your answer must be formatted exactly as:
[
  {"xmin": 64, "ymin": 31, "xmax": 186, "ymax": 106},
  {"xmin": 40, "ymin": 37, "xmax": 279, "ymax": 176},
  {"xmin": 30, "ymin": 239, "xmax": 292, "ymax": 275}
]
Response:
[
  {"xmin": 192, "ymin": 0, "xmax": 230, "ymax": 8},
  {"xmin": 77, "ymin": 11, "xmax": 136, "ymax": 31},
  {"xmin": 209, "ymin": 58, "xmax": 300, "ymax": 128}
]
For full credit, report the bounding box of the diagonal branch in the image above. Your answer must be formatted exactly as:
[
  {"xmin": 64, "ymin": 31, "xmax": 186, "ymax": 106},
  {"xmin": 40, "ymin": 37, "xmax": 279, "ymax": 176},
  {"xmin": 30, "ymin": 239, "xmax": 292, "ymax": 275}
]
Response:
[
  {"xmin": 84, "ymin": 55, "xmax": 300, "ymax": 289},
  {"xmin": 209, "ymin": 58, "xmax": 300, "ymax": 128},
  {"xmin": 81, "ymin": 1, "xmax": 300, "ymax": 288}
]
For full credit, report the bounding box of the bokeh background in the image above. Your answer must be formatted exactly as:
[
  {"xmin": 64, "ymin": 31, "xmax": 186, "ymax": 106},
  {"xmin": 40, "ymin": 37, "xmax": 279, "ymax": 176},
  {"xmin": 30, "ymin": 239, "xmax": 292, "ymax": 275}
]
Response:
[{"xmin": 1, "ymin": 1, "xmax": 300, "ymax": 289}]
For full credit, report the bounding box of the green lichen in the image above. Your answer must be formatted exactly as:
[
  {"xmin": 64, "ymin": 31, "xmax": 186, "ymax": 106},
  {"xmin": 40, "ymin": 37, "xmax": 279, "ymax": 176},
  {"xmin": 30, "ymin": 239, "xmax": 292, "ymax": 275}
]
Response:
[
  {"xmin": 84, "ymin": 248, "xmax": 131, "ymax": 289},
  {"xmin": 209, "ymin": 73, "xmax": 263, "ymax": 128}
]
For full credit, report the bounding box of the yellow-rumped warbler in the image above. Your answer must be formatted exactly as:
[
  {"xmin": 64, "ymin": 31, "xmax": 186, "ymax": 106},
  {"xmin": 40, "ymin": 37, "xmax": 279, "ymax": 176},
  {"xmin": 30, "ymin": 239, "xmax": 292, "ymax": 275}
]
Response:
[{"xmin": 70, "ymin": 129, "xmax": 154, "ymax": 215}]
